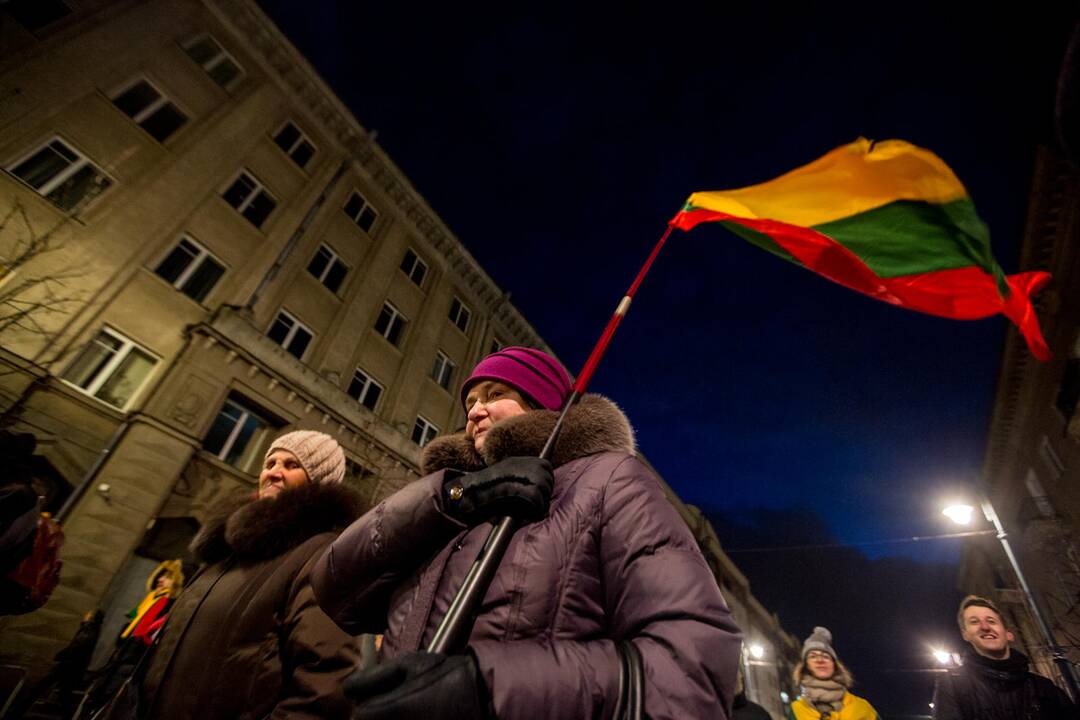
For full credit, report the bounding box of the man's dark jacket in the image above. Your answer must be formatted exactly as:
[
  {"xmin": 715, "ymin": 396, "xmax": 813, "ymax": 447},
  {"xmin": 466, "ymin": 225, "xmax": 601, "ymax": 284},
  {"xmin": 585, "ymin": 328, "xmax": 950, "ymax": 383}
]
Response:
[{"xmin": 932, "ymin": 646, "xmax": 1078, "ymax": 720}]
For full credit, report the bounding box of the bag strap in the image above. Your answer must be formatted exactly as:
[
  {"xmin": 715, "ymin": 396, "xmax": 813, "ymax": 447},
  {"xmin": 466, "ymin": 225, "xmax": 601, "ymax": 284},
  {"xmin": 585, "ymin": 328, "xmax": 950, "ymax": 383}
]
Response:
[
  {"xmin": 613, "ymin": 640, "xmax": 644, "ymax": 720},
  {"xmin": 613, "ymin": 643, "xmax": 628, "ymax": 719}
]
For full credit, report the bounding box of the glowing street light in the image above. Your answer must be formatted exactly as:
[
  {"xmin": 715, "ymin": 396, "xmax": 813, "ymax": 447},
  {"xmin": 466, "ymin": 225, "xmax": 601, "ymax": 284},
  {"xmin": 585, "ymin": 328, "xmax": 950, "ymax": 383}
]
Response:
[
  {"xmin": 932, "ymin": 649, "xmax": 952, "ymax": 665},
  {"xmin": 941, "ymin": 504, "xmax": 975, "ymax": 525},
  {"xmin": 742, "ymin": 642, "xmax": 769, "ymax": 703}
]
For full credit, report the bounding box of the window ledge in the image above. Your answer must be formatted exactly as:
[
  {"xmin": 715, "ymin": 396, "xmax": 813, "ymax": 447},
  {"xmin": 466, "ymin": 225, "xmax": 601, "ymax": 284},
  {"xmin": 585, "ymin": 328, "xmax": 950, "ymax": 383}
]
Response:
[
  {"xmin": 195, "ymin": 448, "xmax": 258, "ymax": 485},
  {"xmin": 51, "ymin": 378, "xmax": 130, "ymax": 420}
]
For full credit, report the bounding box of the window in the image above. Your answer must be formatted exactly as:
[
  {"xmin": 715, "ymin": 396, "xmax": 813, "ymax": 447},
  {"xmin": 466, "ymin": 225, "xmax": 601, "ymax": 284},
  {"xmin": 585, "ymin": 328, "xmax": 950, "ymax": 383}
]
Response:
[
  {"xmin": 155, "ymin": 235, "xmax": 225, "ymax": 302},
  {"xmin": 344, "ymin": 190, "xmax": 378, "ymax": 232},
  {"xmin": 307, "ymin": 245, "xmax": 348, "ymax": 293},
  {"xmin": 273, "ymin": 122, "xmax": 315, "ymax": 169},
  {"xmin": 203, "ymin": 393, "xmax": 277, "ymax": 472},
  {"xmin": 1025, "ymin": 468, "xmax": 1055, "ymax": 518},
  {"xmin": 3, "ymin": 0, "xmax": 71, "ymax": 31},
  {"xmin": 1057, "ymin": 354, "xmax": 1080, "ymax": 422},
  {"xmin": 1040, "ymin": 436, "xmax": 1065, "ymax": 478},
  {"xmin": 222, "ymin": 170, "xmax": 276, "ymax": 228},
  {"xmin": 345, "ymin": 459, "xmax": 375, "ymax": 484},
  {"xmin": 412, "ymin": 416, "xmax": 439, "ymax": 447},
  {"xmin": 374, "ymin": 302, "xmax": 407, "ymax": 346},
  {"xmin": 7, "ymin": 138, "xmax": 112, "ymax": 212},
  {"xmin": 489, "ymin": 338, "xmax": 504, "ymax": 354},
  {"xmin": 400, "ymin": 249, "xmax": 427, "ymax": 287},
  {"xmin": 111, "ymin": 79, "xmax": 187, "ymax": 142},
  {"xmin": 347, "ymin": 368, "xmax": 383, "ymax": 411},
  {"xmin": 183, "ymin": 35, "xmax": 244, "ymax": 89},
  {"xmin": 449, "ymin": 297, "xmax": 471, "ymax": 333},
  {"xmin": 431, "ymin": 350, "xmax": 455, "ymax": 391},
  {"xmin": 62, "ymin": 328, "xmax": 156, "ymax": 408},
  {"xmin": 267, "ymin": 310, "xmax": 313, "ymax": 360}
]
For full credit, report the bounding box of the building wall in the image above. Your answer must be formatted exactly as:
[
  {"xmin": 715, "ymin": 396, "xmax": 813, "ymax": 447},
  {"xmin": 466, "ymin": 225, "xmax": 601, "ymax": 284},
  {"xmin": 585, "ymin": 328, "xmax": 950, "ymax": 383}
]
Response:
[
  {"xmin": 0, "ymin": 0, "xmax": 551, "ymax": 671},
  {"xmin": 0, "ymin": 5, "xmax": 798, "ymax": 716},
  {"xmin": 959, "ymin": 146, "xmax": 1080, "ymax": 685}
]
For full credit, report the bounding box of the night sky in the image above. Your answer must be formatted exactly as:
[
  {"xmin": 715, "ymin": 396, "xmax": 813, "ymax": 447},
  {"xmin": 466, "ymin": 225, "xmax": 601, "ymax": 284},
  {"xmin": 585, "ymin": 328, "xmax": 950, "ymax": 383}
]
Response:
[{"xmin": 256, "ymin": 3, "xmax": 1073, "ymax": 716}]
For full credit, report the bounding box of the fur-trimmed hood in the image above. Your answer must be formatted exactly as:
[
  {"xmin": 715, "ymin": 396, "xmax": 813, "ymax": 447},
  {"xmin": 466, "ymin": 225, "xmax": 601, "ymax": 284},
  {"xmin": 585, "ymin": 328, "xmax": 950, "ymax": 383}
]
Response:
[
  {"xmin": 191, "ymin": 482, "xmax": 367, "ymax": 565},
  {"xmin": 421, "ymin": 393, "xmax": 635, "ymax": 475},
  {"xmin": 146, "ymin": 559, "xmax": 184, "ymax": 596}
]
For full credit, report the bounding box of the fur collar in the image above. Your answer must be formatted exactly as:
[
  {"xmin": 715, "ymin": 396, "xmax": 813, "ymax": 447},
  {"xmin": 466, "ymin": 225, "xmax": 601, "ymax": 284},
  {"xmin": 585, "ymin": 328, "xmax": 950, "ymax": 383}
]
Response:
[
  {"xmin": 191, "ymin": 482, "xmax": 367, "ymax": 564},
  {"xmin": 421, "ymin": 394, "xmax": 635, "ymax": 475}
]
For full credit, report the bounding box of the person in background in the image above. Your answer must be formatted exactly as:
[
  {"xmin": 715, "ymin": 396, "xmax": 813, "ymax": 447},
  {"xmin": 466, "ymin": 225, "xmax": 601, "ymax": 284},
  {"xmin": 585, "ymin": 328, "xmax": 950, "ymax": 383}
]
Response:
[
  {"xmin": 0, "ymin": 430, "xmax": 63, "ymax": 616},
  {"xmin": 118, "ymin": 559, "xmax": 183, "ymax": 648},
  {"xmin": 788, "ymin": 627, "xmax": 879, "ymax": 720},
  {"xmin": 932, "ymin": 595, "xmax": 1078, "ymax": 720},
  {"xmin": 139, "ymin": 430, "xmax": 366, "ymax": 720},
  {"xmin": 732, "ymin": 665, "xmax": 772, "ymax": 720},
  {"xmin": 84, "ymin": 559, "xmax": 185, "ymax": 712},
  {"xmin": 24, "ymin": 609, "xmax": 104, "ymax": 718}
]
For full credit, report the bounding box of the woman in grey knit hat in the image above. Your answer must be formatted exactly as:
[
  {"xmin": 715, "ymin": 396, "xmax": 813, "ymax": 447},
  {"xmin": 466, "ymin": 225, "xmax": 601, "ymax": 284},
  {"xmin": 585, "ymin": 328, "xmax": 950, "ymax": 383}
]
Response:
[
  {"xmin": 789, "ymin": 626, "xmax": 880, "ymax": 720},
  {"xmin": 135, "ymin": 430, "xmax": 366, "ymax": 720}
]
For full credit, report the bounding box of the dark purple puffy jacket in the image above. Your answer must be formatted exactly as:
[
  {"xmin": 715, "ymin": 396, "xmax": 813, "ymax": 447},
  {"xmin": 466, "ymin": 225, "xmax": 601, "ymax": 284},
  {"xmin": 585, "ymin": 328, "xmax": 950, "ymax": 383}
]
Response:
[{"xmin": 312, "ymin": 394, "xmax": 742, "ymax": 719}]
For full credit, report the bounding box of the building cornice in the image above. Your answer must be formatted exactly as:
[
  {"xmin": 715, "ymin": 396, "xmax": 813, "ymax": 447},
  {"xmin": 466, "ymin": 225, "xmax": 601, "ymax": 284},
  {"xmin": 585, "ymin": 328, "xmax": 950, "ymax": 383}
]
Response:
[
  {"xmin": 206, "ymin": 0, "xmax": 550, "ymax": 352},
  {"xmin": 983, "ymin": 148, "xmax": 1073, "ymax": 487}
]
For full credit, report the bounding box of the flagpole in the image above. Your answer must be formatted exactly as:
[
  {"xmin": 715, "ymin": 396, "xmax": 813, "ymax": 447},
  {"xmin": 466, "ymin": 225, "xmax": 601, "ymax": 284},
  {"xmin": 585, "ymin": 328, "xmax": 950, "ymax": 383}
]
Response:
[{"xmin": 427, "ymin": 224, "xmax": 675, "ymax": 654}]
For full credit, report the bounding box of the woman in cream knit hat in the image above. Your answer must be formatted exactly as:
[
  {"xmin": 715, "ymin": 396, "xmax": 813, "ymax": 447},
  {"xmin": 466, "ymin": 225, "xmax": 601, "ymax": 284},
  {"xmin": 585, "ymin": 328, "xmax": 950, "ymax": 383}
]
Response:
[
  {"xmin": 788, "ymin": 626, "xmax": 880, "ymax": 720},
  {"xmin": 138, "ymin": 430, "xmax": 365, "ymax": 720}
]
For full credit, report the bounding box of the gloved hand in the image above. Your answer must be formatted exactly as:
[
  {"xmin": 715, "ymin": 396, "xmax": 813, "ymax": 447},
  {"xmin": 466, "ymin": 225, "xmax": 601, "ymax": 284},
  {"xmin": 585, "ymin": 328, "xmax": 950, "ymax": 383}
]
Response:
[
  {"xmin": 441, "ymin": 456, "xmax": 553, "ymax": 526},
  {"xmin": 344, "ymin": 651, "xmax": 493, "ymax": 720}
]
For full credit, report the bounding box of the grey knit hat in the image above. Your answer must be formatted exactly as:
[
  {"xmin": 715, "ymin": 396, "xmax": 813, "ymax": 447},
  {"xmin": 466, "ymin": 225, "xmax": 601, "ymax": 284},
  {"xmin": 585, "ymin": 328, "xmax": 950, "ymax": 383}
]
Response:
[
  {"xmin": 802, "ymin": 626, "xmax": 837, "ymax": 660},
  {"xmin": 266, "ymin": 430, "xmax": 345, "ymax": 485}
]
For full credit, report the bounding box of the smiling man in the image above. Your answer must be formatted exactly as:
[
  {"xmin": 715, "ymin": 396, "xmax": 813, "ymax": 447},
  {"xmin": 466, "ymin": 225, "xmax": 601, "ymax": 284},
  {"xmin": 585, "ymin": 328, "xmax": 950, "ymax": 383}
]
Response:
[{"xmin": 932, "ymin": 595, "xmax": 1078, "ymax": 719}]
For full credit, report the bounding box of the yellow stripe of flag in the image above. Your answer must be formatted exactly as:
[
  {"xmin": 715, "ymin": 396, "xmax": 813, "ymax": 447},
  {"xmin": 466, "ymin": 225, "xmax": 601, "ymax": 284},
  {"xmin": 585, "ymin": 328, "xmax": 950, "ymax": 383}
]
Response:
[{"xmin": 685, "ymin": 138, "xmax": 969, "ymax": 227}]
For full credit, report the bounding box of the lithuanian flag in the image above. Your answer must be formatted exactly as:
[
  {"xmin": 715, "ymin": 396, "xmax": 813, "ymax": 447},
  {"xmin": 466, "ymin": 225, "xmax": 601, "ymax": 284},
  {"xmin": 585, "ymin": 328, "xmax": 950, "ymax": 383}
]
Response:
[{"xmin": 670, "ymin": 138, "xmax": 1051, "ymax": 360}]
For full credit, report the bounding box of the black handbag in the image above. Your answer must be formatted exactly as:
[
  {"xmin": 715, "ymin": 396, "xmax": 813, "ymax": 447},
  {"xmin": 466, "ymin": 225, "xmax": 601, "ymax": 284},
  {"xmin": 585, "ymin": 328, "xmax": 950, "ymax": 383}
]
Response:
[{"xmin": 613, "ymin": 640, "xmax": 644, "ymax": 720}]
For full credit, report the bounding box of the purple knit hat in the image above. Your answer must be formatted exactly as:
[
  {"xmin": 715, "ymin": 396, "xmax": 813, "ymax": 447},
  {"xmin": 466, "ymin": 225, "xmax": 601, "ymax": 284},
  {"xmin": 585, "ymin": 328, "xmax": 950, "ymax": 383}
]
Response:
[{"xmin": 460, "ymin": 347, "xmax": 572, "ymax": 411}]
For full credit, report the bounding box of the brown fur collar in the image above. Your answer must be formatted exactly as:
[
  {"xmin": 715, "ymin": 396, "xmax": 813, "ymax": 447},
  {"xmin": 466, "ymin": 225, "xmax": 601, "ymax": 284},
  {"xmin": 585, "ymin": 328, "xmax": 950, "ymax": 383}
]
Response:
[
  {"xmin": 191, "ymin": 482, "xmax": 367, "ymax": 564},
  {"xmin": 421, "ymin": 394, "xmax": 635, "ymax": 475}
]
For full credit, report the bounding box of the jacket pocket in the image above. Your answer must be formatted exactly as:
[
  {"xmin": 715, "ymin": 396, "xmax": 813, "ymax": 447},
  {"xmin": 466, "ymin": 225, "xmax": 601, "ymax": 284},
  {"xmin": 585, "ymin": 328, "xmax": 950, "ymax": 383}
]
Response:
[{"xmin": 242, "ymin": 632, "xmax": 282, "ymax": 718}]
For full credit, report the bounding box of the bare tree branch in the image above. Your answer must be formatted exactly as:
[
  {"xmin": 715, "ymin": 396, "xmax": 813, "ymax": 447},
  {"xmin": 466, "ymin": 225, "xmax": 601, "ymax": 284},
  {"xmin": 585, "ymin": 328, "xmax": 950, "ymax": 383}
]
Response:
[{"xmin": 0, "ymin": 197, "xmax": 85, "ymax": 346}]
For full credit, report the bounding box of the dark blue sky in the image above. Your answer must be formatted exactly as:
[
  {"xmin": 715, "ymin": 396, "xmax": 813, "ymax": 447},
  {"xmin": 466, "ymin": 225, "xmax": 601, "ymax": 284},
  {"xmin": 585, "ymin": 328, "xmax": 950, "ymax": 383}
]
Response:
[
  {"xmin": 254, "ymin": 2, "xmax": 1068, "ymax": 558},
  {"xmin": 254, "ymin": 3, "xmax": 1074, "ymax": 715}
]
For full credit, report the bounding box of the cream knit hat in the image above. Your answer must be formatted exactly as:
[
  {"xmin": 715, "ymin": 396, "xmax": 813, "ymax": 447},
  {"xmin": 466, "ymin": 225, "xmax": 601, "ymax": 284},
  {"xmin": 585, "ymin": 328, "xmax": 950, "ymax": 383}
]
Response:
[{"xmin": 266, "ymin": 430, "xmax": 346, "ymax": 485}]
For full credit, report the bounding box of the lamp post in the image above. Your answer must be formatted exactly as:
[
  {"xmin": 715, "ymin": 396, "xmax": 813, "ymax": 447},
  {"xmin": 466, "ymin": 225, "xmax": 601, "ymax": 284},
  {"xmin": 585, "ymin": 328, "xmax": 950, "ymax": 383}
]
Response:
[
  {"xmin": 741, "ymin": 643, "xmax": 765, "ymax": 702},
  {"xmin": 943, "ymin": 494, "xmax": 1080, "ymax": 701}
]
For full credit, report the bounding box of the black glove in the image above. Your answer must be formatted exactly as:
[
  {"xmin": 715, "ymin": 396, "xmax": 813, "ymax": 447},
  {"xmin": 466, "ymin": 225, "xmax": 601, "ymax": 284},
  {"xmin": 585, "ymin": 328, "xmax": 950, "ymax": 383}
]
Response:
[
  {"xmin": 441, "ymin": 456, "xmax": 554, "ymax": 526},
  {"xmin": 344, "ymin": 651, "xmax": 493, "ymax": 720}
]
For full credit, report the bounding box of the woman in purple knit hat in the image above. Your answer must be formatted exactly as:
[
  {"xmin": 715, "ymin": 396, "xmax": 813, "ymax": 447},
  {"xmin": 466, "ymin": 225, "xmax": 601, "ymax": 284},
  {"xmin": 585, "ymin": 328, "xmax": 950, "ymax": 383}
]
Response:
[{"xmin": 311, "ymin": 346, "xmax": 742, "ymax": 720}]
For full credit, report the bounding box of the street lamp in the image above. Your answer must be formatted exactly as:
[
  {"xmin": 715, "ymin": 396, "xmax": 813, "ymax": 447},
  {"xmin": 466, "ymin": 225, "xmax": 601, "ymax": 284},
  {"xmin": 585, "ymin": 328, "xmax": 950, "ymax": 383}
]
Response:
[
  {"xmin": 742, "ymin": 642, "xmax": 769, "ymax": 704},
  {"xmin": 943, "ymin": 493, "xmax": 1080, "ymax": 701},
  {"xmin": 931, "ymin": 648, "xmax": 961, "ymax": 666},
  {"xmin": 942, "ymin": 503, "xmax": 975, "ymax": 525}
]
